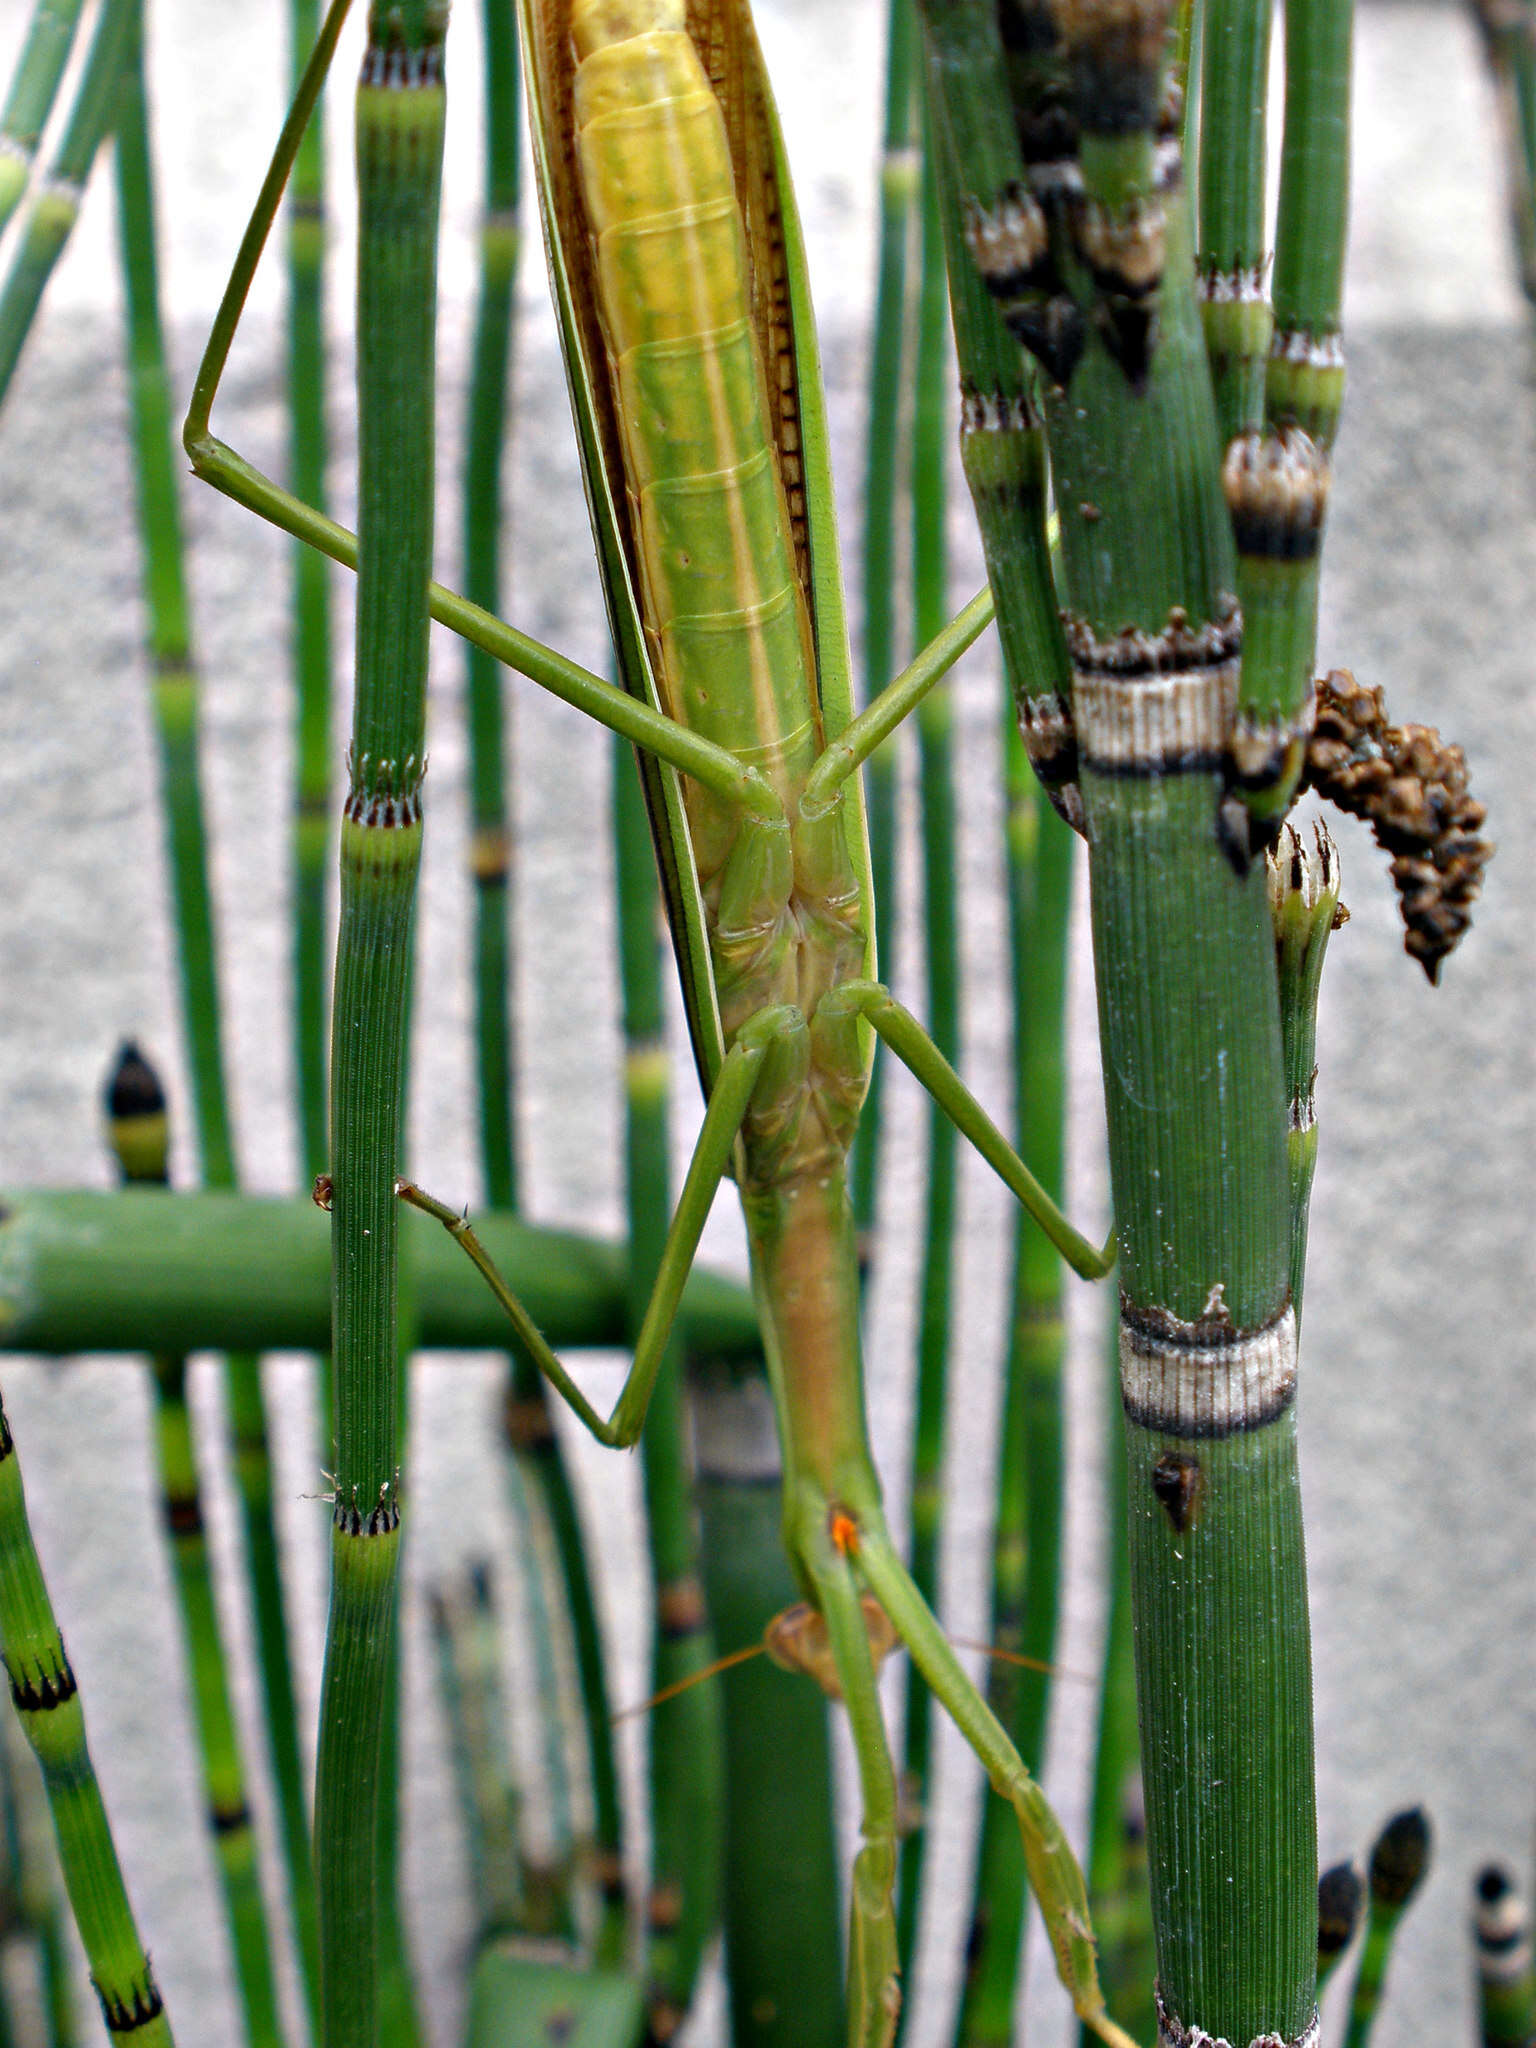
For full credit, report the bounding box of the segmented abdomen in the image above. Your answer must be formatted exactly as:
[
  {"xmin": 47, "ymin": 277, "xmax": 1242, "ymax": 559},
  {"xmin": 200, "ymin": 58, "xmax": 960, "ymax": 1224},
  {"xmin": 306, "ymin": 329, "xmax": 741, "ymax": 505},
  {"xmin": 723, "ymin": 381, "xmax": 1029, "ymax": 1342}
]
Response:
[{"xmin": 572, "ymin": 0, "xmax": 819, "ymax": 871}]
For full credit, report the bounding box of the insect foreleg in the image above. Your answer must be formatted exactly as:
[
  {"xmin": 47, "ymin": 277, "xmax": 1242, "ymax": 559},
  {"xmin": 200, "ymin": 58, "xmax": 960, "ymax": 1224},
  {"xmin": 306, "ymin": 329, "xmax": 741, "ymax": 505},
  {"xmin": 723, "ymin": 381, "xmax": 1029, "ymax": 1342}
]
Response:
[
  {"xmin": 814, "ymin": 983, "xmax": 1116, "ymax": 1278},
  {"xmin": 397, "ymin": 1003, "xmax": 809, "ymax": 1448}
]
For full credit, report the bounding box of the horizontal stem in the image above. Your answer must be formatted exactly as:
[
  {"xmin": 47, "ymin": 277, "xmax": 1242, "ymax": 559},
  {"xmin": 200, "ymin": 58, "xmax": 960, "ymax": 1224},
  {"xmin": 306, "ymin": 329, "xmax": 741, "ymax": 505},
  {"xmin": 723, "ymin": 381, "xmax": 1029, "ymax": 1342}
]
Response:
[{"xmin": 0, "ymin": 1189, "xmax": 761, "ymax": 1361}]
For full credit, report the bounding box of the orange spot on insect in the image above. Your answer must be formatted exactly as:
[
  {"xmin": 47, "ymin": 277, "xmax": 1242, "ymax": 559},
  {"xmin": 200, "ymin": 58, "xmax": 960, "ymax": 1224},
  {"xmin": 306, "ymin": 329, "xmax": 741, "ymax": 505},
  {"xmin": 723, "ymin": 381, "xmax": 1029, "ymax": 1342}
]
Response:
[{"xmin": 829, "ymin": 1509, "xmax": 859, "ymax": 1555}]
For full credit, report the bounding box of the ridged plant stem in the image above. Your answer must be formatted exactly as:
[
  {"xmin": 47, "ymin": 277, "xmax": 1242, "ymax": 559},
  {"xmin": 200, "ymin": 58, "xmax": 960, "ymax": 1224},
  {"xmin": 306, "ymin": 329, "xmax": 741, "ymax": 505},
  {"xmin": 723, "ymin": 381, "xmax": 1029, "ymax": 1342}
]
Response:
[
  {"xmin": 0, "ymin": 1189, "xmax": 761, "ymax": 1361},
  {"xmin": 955, "ymin": 762, "xmax": 1074, "ymax": 2048},
  {"xmin": 917, "ymin": 10, "xmax": 1318, "ymax": 2047},
  {"xmin": 1196, "ymin": 0, "xmax": 1274, "ymax": 440},
  {"xmin": 0, "ymin": 0, "xmax": 89, "ymax": 225},
  {"xmin": 459, "ymin": 0, "xmax": 623, "ymax": 1955},
  {"xmin": 315, "ymin": 10, "xmax": 444, "ymax": 2040},
  {"xmin": 691, "ymin": 1366, "xmax": 844, "ymax": 2048},
  {"xmin": 895, "ymin": 119, "xmax": 957, "ymax": 1997},
  {"xmin": 852, "ymin": 0, "xmax": 920, "ymax": 1251},
  {"xmin": 111, "ymin": 18, "xmax": 317, "ymax": 2020},
  {"xmin": 104, "ymin": 1047, "xmax": 284, "ymax": 2048},
  {"xmin": 289, "ymin": 0, "xmax": 334, "ymax": 1199},
  {"xmin": 0, "ymin": 0, "xmax": 133, "ymax": 400},
  {"xmin": 614, "ymin": 742, "xmax": 722, "ymax": 2034},
  {"xmin": 0, "ymin": 1391, "xmax": 174, "ymax": 2044}
]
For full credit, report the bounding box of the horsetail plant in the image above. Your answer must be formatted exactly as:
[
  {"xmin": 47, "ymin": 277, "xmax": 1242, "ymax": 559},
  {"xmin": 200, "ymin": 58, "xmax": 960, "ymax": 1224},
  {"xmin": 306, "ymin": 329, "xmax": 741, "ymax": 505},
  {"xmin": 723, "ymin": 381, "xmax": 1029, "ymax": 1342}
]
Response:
[
  {"xmin": 1472, "ymin": 1866, "xmax": 1535, "ymax": 2048},
  {"xmin": 0, "ymin": 1389, "xmax": 173, "ymax": 2045},
  {"xmin": 913, "ymin": 4, "xmax": 1347, "ymax": 2047},
  {"xmin": 0, "ymin": 0, "xmax": 86, "ymax": 225},
  {"xmin": 310, "ymin": 3, "xmax": 445, "ymax": 2038},
  {"xmin": 0, "ymin": 0, "xmax": 132, "ymax": 393},
  {"xmin": 103, "ymin": 1044, "xmax": 285, "ymax": 2048},
  {"xmin": 111, "ymin": 17, "xmax": 319, "ymax": 2010},
  {"xmin": 1343, "ymin": 1809, "xmax": 1432, "ymax": 2048}
]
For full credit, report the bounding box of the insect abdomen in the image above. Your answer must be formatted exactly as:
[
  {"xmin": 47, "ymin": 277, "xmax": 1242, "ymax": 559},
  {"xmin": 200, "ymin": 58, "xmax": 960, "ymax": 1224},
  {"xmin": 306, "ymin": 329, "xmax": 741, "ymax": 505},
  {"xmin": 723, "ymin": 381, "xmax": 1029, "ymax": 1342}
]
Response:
[{"xmin": 572, "ymin": 0, "xmax": 819, "ymax": 828}]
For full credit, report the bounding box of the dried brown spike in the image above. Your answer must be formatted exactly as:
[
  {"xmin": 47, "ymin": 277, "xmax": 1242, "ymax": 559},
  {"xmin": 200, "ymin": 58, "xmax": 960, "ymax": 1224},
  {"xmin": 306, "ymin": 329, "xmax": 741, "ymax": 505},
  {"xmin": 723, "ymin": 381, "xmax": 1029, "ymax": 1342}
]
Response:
[{"xmin": 1300, "ymin": 669, "xmax": 1493, "ymax": 983}]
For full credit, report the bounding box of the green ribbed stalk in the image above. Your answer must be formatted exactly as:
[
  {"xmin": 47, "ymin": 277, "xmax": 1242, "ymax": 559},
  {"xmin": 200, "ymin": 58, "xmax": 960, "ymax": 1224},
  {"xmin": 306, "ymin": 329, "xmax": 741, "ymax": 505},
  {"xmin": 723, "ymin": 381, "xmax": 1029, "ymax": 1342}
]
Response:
[
  {"xmin": 464, "ymin": 0, "xmax": 521, "ymax": 1219},
  {"xmin": 691, "ymin": 1366, "xmax": 844, "ymax": 2048},
  {"xmin": 895, "ymin": 123, "xmax": 957, "ymax": 1996},
  {"xmin": 917, "ymin": 9, "xmax": 1317, "ymax": 2046},
  {"xmin": 1224, "ymin": 0, "xmax": 1351, "ymax": 835},
  {"xmin": 289, "ymin": 0, "xmax": 335, "ymax": 1195},
  {"xmin": 429, "ymin": 1570, "xmax": 522, "ymax": 1938},
  {"xmin": 1474, "ymin": 1867, "xmax": 1534, "ymax": 2048},
  {"xmin": 0, "ymin": 0, "xmax": 89, "ymax": 224},
  {"xmin": 0, "ymin": 1189, "xmax": 761, "ymax": 1361},
  {"xmin": 614, "ymin": 742, "xmax": 721, "ymax": 2034},
  {"xmin": 0, "ymin": 1695, "xmax": 74, "ymax": 2047},
  {"xmin": 0, "ymin": 1390, "xmax": 174, "ymax": 2044},
  {"xmin": 852, "ymin": 0, "xmax": 921, "ymax": 1251},
  {"xmin": 922, "ymin": 72, "xmax": 1080, "ymax": 2035},
  {"xmin": 112, "ymin": 30, "xmax": 318, "ymax": 2017},
  {"xmin": 0, "ymin": 0, "xmax": 133, "ymax": 400},
  {"xmin": 1080, "ymin": 1328, "xmax": 1154, "ymax": 2047},
  {"xmin": 460, "ymin": 0, "xmax": 622, "ymax": 1960},
  {"xmin": 1196, "ymin": 0, "xmax": 1274, "ymax": 441},
  {"xmin": 316, "ymin": 12, "xmax": 445, "ymax": 2041},
  {"xmin": 152, "ymin": 1357, "xmax": 287, "ymax": 2048},
  {"xmin": 104, "ymin": 1046, "xmax": 285, "ymax": 2048},
  {"xmin": 1343, "ymin": 1810, "xmax": 1430, "ymax": 2048},
  {"xmin": 955, "ymin": 764, "xmax": 1074, "ymax": 2048}
]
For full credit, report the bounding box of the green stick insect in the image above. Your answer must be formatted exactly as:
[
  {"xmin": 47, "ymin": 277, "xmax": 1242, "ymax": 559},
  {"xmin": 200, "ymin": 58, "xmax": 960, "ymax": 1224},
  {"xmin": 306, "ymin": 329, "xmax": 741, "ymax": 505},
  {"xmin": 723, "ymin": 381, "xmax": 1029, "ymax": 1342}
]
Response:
[{"xmin": 182, "ymin": 1, "xmax": 1127, "ymax": 2041}]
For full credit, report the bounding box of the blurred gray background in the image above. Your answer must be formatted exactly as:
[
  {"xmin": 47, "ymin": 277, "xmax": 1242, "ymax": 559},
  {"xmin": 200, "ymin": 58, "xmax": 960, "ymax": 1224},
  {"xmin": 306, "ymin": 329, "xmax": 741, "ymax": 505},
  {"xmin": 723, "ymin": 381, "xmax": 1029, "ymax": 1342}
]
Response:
[{"xmin": 0, "ymin": 0, "xmax": 1531, "ymax": 2044}]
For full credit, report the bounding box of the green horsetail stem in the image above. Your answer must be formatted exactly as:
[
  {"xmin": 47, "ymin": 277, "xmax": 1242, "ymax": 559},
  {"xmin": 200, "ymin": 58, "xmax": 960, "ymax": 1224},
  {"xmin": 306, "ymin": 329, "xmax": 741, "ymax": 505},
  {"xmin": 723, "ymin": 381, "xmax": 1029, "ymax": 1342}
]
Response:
[
  {"xmin": 1266, "ymin": 823, "xmax": 1344, "ymax": 1319},
  {"xmin": 1474, "ymin": 1866, "xmax": 1535, "ymax": 2048},
  {"xmin": 1226, "ymin": 0, "xmax": 1352, "ymax": 833},
  {"xmin": 689, "ymin": 1363, "xmax": 844, "ymax": 2048},
  {"xmin": 0, "ymin": 0, "xmax": 89, "ymax": 225},
  {"xmin": 1082, "ymin": 1319, "xmax": 1154, "ymax": 2048},
  {"xmin": 315, "ymin": 9, "xmax": 445, "ymax": 2041},
  {"xmin": 464, "ymin": 0, "xmax": 522, "ymax": 1217},
  {"xmin": 955, "ymin": 769, "xmax": 1076, "ymax": 2048},
  {"xmin": 0, "ymin": 1687, "xmax": 76, "ymax": 2046},
  {"xmin": 104, "ymin": 1048, "xmax": 285, "ymax": 2048},
  {"xmin": 1315, "ymin": 1862, "xmax": 1363, "ymax": 1992},
  {"xmin": 0, "ymin": 1189, "xmax": 761, "ymax": 1360},
  {"xmin": 1196, "ymin": 0, "xmax": 1274, "ymax": 441},
  {"xmin": 0, "ymin": 0, "xmax": 133, "ymax": 400},
  {"xmin": 0, "ymin": 1390, "xmax": 174, "ymax": 2044},
  {"xmin": 288, "ymin": 0, "xmax": 336, "ymax": 1192},
  {"xmin": 614, "ymin": 742, "xmax": 722, "ymax": 2027},
  {"xmin": 111, "ymin": 29, "xmax": 319, "ymax": 2013},
  {"xmin": 428, "ymin": 1570, "xmax": 522, "ymax": 1940},
  {"xmin": 919, "ymin": 76, "xmax": 1083, "ymax": 2041},
  {"xmin": 1343, "ymin": 1808, "xmax": 1431, "ymax": 2048},
  {"xmin": 461, "ymin": 0, "xmax": 632, "ymax": 1964},
  {"xmin": 852, "ymin": 0, "xmax": 921, "ymax": 1254},
  {"xmin": 895, "ymin": 124, "xmax": 959, "ymax": 1999},
  {"xmin": 1467, "ymin": 0, "xmax": 1536, "ymax": 307},
  {"xmin": 917, "ymin": 8, "xmax": 1319, "ymax": 2048}
]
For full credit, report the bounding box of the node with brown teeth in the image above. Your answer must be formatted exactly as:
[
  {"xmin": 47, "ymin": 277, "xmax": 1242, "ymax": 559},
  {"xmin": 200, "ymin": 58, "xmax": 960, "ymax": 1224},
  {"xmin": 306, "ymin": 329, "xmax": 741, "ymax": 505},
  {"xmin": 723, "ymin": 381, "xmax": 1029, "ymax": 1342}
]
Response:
[{"xmin": 1301, "ymin": 669, "xmax": 1493, "ymax": 983}]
